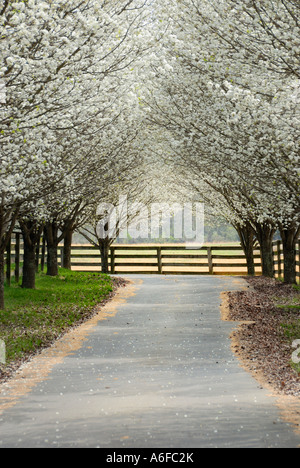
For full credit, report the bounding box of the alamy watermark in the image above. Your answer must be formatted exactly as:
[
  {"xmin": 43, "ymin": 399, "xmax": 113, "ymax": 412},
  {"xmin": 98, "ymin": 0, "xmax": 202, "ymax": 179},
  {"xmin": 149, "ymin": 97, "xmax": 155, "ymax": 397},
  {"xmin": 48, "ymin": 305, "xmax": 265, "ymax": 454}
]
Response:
[
  {"xmin": 96, "ymin": 195, "xmax": 204, "ymax": 248},
  {"xmin": 0, "ymin": 339, "xmax": 6, "ymax": 365},
  {"xmin": 292, "ymin": 340, "xmax": 300, "ymax": 365}
]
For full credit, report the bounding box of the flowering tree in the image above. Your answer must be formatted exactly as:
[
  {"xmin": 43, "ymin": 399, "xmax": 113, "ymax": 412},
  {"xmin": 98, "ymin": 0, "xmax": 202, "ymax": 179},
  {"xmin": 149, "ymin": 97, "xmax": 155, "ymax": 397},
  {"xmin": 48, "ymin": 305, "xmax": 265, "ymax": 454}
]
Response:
[
  {"xmin": 189, "ymin": 0, "xmax": 300, "ymax": 282},
  {"xmin": 0, "ymin": 0, "xmax": 155, "ymax": 306},
  {"xmin": 1, "ymin": 0, "xmax": 299, "ymax": 314},
  {"xmin": 144, "ymin": 0, "xmax": 300, "ymax": 282}
]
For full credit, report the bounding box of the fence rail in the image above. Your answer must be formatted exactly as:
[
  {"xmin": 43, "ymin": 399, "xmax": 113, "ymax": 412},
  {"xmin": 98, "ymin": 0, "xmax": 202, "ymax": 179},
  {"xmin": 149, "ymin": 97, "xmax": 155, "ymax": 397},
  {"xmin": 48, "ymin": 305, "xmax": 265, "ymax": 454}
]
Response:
[
  {"xmin": 274, "ymin": 239, "xmax": 300, "ymax": 280},
  {"xmin": 66, "ymin": 244, "xmax": 262, "ymax": 275},
  {"xmin": 4, "ymin": 236, "xmax": 300, "ymax": 278}
]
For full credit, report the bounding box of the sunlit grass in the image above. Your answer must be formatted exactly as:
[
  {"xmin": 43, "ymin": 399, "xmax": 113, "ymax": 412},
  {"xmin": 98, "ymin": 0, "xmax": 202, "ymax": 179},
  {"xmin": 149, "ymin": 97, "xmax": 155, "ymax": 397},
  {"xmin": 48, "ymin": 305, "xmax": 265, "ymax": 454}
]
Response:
[{"xmin": 0, "ymin": 269, "xmax": 113, "ymax": 364}]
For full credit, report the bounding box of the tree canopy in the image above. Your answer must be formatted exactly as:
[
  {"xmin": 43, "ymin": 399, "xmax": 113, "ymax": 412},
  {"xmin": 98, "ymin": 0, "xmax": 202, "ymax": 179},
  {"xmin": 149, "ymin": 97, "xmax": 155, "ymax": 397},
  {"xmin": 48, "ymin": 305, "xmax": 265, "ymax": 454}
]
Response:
[{"xmin": 0, "ymin": 0, "xmax": 299, "ymax": 307}]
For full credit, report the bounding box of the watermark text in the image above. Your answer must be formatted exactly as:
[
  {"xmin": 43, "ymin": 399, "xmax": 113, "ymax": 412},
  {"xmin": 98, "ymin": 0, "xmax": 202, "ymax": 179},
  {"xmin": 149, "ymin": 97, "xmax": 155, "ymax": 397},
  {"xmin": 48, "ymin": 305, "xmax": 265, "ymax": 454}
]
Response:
[
  {"xmin": 292, "ymin": 340, "xmax": 300, "ymax": 365},
  {"xmin": 0, "ymin": 339, "xmax": 6, "ymax": 365},
  {"xmin": 96, "ymin": 196, "xmax": 204, "ymax": 249}
]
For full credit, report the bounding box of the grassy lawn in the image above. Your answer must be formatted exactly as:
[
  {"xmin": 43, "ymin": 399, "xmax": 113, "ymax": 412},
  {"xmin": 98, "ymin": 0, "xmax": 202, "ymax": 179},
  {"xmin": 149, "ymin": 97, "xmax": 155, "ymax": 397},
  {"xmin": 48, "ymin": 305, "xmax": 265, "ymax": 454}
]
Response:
[{"xmin": 0, "ymin": 269, "xmax": 113, "ymax": 371}]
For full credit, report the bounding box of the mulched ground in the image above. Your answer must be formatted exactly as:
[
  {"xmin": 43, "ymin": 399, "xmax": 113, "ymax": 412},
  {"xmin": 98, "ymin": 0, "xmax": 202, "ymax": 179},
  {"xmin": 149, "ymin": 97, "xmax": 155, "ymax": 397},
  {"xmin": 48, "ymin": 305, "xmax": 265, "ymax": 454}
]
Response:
[{"xmin": 227, "ymin": 276, "xmax": 300, "ymax": 397}]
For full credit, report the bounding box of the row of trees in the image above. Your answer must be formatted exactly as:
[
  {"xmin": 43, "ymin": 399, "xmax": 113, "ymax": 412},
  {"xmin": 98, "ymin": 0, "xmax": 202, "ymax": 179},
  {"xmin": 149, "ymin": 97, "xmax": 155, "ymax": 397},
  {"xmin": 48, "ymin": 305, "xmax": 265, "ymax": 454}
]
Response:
[
  {"xmin": 0, "ymin": 0, "xmax": 161, "ymax": 309},
  {"xmin": 1, "ymin": 1, "xmax": 299, "ymax": 310},
  {"xmin": 143, "ymin": 0, "xmax": 300, "ymax": 283}
]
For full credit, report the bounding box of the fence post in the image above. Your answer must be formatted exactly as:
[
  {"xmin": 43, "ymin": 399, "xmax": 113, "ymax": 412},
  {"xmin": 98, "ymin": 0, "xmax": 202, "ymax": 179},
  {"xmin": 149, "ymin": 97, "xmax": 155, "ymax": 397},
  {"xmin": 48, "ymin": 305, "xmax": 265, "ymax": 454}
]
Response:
[
  {"xmin": 272, "ymin": 242, "xmax": 275, "ymax": 277},
  {"xmin": 6, "ymin": 237, "xmax": 11, "ymax": 286},
  {"xmin": 277, "ymin": 240, "xmax": 282, "ymax": 279},
  {"xmin": 298, "ymin": 240, "xmax": 300, "ymax": 282},
  {"xmin": 110, "ymin": 247, "xmax": 116, "ymax": 274},
  {"xmin": 157, "ymin": 247, "xmax": 162, "ymax": 274},
  {"xmin": 207, "ymin": 247, "xmax": 213, "ymax": 275},
  {"xmin": 15, "ymin": 233, "xmax": 20, "ymax": 283}
]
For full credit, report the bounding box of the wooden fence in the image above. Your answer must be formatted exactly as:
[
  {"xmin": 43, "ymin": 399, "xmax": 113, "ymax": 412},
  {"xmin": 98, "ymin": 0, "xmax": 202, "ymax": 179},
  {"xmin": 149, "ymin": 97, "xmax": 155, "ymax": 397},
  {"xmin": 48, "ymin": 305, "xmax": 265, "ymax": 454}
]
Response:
[
  {"xmin": 273, "ymin": 239, "xmax": 300, "ymax": 280},
  {"xmin": 4, "ymin": 236, "xmax": 300, "ymax": 279},
  {"xmin": 66, "ymin": 244, "xmax": 261, "ymax": 276}
]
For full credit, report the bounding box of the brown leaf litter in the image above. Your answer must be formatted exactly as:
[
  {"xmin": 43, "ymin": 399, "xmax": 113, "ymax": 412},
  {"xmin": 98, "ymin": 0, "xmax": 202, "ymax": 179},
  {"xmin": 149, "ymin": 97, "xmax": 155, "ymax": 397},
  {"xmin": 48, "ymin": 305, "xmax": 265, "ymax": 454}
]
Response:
[{"xmin": 222, "ymin": 276, "xmax": 300, "ymax": 435}]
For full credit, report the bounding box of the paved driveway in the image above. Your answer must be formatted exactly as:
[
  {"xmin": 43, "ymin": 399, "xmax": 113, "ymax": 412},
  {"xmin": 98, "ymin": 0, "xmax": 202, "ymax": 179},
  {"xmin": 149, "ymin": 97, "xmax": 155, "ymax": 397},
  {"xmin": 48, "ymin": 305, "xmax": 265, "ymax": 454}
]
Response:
[{"xmin": 0, "ymin": 276, "xmax": 299, "ymax": 448}]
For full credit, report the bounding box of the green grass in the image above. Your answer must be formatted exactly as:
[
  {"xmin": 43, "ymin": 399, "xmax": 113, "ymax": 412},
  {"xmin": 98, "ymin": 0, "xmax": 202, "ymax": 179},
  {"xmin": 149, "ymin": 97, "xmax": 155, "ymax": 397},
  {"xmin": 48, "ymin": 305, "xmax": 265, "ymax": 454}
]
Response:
[{"xmin": 0, "ymin": 269, "xmax": 113, "ymax": 365}]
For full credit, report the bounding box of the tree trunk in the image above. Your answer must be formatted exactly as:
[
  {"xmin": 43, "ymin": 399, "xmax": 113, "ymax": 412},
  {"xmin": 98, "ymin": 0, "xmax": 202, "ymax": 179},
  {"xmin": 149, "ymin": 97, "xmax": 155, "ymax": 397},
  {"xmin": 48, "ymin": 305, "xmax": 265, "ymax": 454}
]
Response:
[
  {"xmin": 0, "ymin": 206, "xmax": 20, "ymax": 309},
  {"xmin": 47, "ymin": 246, "xmax": 58, "ymax": 276},
  {"xmin": 0, "ymin": 249, "xmax": 5, "ymax": 311},
  {"xmin": 63, "ymin": 228, "xmax": 73, "ymax": 270},
  {"xmin": 254, "ymin": 223, "xmax": 275, "ymax": 278},
  {"xmin": 280, "ymin": 224, "xmax": 299, "ymax": 284},
  {"xmin": 22, "ymin": 237, "xmax": 36, "ymax": 289},
  {"xmin": 45, "ymin": 214, "xmax": 81, "ymax": 276},
  {"xmin": 20, "ymin": 220, "xmax": 43, "ymax": 289},
  {"xmin": 45, "ymin": 222, "xmax": 59, "ymax": 277},
  {"xmin": 99, "ymin": 240, "xmax": 110, "ymax": 274},
  {"xmin": 236, "ymin": 222, "xmax": 255, "ymax": 276},
  {"xmin": 260, "ymin": 236, "xmax": 275, "ymax": 278}
]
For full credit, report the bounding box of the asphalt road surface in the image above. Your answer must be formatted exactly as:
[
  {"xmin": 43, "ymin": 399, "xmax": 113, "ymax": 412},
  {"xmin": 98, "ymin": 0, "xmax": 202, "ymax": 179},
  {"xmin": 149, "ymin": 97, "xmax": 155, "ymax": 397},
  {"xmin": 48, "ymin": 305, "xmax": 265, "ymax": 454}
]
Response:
[{"xmin": 0, "ymin": 275, "xmax": 299, "ymax": 448}]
